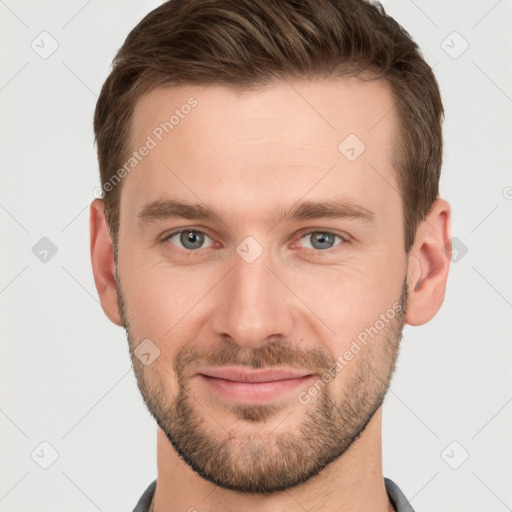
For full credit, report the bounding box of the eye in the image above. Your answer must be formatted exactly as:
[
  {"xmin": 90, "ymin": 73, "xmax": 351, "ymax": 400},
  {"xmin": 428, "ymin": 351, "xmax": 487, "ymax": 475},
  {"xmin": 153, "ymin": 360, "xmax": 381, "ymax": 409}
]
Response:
[
  {"xmin": 298, "ymin": 230, "xmax": 346, "ymax": 251},
  {"xmin": 162, "ymin": 228, "xmax": 347, "ymax": 253},
  {"xmin": 163, "ymin": 229, "xmax": 216, "ymax": 251}
]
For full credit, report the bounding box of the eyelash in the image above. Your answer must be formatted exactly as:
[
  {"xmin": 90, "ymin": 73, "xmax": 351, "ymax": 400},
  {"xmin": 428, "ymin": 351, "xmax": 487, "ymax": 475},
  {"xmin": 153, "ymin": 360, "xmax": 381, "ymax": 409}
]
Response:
[{"xmin": 161, "ymin": 228, "xmax": 349, "ymax": 254}]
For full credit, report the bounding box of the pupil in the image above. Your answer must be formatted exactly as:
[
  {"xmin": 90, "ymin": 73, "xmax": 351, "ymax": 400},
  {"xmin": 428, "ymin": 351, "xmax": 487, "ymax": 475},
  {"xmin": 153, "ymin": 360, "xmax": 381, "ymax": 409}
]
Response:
[
  {"xmin": 181, "ymin": 231, "xmax": 203, "ymax": 249},
  {"xmin": 313, "ymin": 232, "xmax": 333, "ymax": 249}
]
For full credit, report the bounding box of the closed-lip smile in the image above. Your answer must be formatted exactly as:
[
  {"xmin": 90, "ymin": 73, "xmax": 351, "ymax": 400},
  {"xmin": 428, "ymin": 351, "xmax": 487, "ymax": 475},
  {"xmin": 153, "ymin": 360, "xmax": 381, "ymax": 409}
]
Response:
[{"xmin": 197, "ymin": 366, "xmax": 316, "ymax": 403}]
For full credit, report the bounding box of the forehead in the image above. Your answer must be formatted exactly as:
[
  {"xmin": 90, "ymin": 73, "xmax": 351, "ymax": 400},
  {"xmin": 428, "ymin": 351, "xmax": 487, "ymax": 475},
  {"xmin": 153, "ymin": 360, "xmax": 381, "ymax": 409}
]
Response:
[
  {"xmin": 123, "ymin": 77, "xmax": 400, "ymax": 228},
  {"xmin": 130, "ymin": 77, "xmax": 397, "ymax": 153}
]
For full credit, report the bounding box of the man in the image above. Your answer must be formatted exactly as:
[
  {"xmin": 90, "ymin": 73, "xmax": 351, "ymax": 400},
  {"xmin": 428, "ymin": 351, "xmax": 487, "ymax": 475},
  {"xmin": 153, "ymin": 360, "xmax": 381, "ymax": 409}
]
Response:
[{"xmin": 90, "ymin": 0, "xmax": 451, "ymax": 510}]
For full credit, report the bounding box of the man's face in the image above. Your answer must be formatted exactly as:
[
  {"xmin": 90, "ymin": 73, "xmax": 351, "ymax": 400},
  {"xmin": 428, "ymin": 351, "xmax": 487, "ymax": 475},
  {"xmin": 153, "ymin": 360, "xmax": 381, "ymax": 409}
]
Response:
[{"xmin": 116, "ymin": 78, "xmax": 409, "ymax": 493}]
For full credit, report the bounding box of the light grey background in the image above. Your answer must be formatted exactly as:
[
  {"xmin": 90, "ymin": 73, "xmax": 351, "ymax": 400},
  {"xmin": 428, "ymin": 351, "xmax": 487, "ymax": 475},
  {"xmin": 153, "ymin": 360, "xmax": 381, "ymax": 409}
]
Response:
[{"xmin": 1, "ymin": 1, "xmax": 511, "ymax": 511}]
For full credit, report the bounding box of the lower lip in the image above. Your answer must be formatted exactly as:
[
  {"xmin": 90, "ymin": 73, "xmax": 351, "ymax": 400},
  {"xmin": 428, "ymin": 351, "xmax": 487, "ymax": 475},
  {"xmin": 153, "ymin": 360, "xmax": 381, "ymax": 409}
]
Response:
[{"xmin": 199, "ymin": 374, "xmax": 315, "ymax": 403}]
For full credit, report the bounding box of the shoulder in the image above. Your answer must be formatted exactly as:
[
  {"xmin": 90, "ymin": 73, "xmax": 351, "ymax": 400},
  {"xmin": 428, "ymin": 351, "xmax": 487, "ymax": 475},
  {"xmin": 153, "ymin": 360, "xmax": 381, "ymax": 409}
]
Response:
[
  {"xmin": 385, "ymin": 477, "xmax": 416, "ymax": 512},
  {"xmin": 132, "ymin": 479, "xmax": 157, "ymax": 512}
]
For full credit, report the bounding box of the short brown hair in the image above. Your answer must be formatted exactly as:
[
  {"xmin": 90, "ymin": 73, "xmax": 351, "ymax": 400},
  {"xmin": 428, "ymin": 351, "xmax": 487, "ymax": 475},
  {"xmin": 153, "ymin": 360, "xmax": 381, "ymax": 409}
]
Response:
[{"xmin": 94, "ymin": 0, "xmax": 444, "ymax": 254}]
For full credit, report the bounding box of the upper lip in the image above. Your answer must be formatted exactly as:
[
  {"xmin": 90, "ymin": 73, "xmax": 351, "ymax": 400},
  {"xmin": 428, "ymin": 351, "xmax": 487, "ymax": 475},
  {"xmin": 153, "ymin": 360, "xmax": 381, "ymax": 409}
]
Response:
[{"xmin": 198, "ymin": 367, "xmax": 313, "ymax": 383}]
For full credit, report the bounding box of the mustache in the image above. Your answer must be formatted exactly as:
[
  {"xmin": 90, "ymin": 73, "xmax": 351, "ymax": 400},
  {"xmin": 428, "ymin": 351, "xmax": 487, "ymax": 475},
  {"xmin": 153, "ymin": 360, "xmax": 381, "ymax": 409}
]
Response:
[{"xmin": 174, "ymin": 338, "xmax": 335, "ymax": 376}]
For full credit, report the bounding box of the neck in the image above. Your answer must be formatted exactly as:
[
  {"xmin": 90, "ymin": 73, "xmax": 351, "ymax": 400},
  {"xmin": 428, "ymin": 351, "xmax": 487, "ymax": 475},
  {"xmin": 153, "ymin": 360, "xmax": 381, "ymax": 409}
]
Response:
[{"xmin": 151, "ymin": 407, "xmax": 394, "ymax": 512}]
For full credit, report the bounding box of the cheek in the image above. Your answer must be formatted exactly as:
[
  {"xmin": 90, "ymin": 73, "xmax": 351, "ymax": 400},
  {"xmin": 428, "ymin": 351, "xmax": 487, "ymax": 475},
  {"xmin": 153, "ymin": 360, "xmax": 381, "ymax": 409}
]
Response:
[
  {"xmin": 301, "ymin": 265, "xmax": 405, "ymax": 373},
  {"xmin": 120, "ymin": 257, "xmax": 210, "ymax": 343},
  {"xmin": 299, "ymin": 257, "xmax": 403, "ymax": 335}
]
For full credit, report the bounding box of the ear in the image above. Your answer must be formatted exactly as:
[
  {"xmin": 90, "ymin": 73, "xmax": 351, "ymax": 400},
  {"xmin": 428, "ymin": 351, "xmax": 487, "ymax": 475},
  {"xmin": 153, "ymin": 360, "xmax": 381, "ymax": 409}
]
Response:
[
  {"xmin": 405, "ymin": 198, "xmax": 452, "ymax": 326},
  {"xmin": 90, "ymin": 198, "xmax": 122, "ymax": 326}
]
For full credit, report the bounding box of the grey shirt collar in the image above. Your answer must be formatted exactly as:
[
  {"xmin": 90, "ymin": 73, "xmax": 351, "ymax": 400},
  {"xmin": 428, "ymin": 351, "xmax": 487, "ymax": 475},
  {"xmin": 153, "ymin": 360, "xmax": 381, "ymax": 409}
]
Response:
[{"xmin": 132, "ymin": 477, "xmax": 415, "ymax": 512}]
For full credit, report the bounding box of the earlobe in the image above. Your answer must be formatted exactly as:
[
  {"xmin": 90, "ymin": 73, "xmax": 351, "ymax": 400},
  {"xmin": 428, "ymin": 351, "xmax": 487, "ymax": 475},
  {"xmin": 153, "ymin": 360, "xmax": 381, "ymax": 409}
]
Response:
[
  {"xmin": 405, "ymin": 198, "xmax": 452, "ymax": 326},
  {"xmin": 90, "ymin": 199, "xmax": 123, "ymax": 326}
]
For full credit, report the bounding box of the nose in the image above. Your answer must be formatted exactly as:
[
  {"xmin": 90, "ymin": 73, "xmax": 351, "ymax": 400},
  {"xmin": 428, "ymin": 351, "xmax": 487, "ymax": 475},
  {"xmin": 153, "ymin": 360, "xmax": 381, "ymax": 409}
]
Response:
[{"xmin": 210, "ymin": 245, "xmax": 297, "ymax": 350}]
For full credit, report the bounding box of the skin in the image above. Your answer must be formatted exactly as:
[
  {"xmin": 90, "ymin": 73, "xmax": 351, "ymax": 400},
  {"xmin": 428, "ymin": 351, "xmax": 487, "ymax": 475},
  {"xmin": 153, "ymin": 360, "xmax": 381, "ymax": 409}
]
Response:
[{"xmin": 90, "ymin": 77, "xmax": 451, "ymax": 512}]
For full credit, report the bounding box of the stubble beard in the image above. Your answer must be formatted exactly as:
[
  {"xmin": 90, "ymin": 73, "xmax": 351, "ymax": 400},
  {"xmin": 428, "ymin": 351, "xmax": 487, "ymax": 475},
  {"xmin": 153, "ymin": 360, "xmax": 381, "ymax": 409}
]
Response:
[{"xmin": 117, "ymin": 273, "xmax": 408, "ymax": 494}]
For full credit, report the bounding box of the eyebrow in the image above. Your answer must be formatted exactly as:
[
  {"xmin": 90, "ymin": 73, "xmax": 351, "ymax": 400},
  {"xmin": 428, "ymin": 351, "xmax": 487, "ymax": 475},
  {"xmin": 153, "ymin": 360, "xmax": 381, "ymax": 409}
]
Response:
[{"xmin": 136, "ymin": 198, "xmax": 376, "ymax": 226}]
